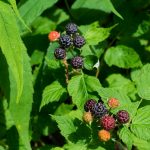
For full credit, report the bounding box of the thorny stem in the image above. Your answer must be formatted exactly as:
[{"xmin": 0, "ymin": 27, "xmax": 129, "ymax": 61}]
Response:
[{"xmin": 63, "ymin": 58, "xmax": 69, "ymax": 84}]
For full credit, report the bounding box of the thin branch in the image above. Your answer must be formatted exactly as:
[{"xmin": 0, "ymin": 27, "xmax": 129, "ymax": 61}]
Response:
[{"xmin": 63, "ymin": 58, "xmax": 69, "ymax": 84}]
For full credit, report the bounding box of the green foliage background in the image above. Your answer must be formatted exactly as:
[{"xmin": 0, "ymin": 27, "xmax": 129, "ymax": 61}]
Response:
[{"xmin": 0, "ymin": 0, "xmax": 150, "ymax": 149}]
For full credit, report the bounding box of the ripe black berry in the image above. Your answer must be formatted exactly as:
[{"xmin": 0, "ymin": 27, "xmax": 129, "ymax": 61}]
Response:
[
  {"xmin": 92, "ymin": 102, "xmax": 108, "ymax": 118},
  {"xmin": 59, "ymin": 34, "xmax": 72, "ymax": 48},
  {"xmin": 54, "ymin": 48, "xmax": 66, "ymax": 59},
  {"xmin": 84, "ymin": 99, "xmax": 97, "ymax": 112},
  {"xmin": 117, "ymin": 110, "xmax": 129, "ymax": 124},
  {"xmin": 101, "ymin": 115, "xmax": 115, "ymax": 131},
  {"xmin": 65, "ymin": 23, "xmax": 78, "ymax": 34},
  {"xmin": 71, "ymin": 56, "xmax": 83, "ymax": 69},
  {"xmin": 73, "ymin": 35, "xmax": 85, "ymax": 48}
]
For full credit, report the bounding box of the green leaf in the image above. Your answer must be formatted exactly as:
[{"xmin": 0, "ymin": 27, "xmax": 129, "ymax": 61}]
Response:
[
  {"xmin": 68, "ymin": 74, "xmax": 101, "ymax": 108},
  {"xmin": 31, "ymin": 16, "xmax": 56, "ymax": 35},
  {"xmin": 119, "ymin": 126, "xmax": 133, "ymax": 150},
  {"xmin": 97, "ymin": 87, "xmax": 135, "ymax": 115},
  {"xmin": 131, "ymin": 106, "xmax": 150, "ymax": 140},
  {"xmin": 0, "ymin": 2, "xmax": 33, "ymax": 149},
  {"xmin": 104, "ymin": 45, "xmax": 142, "ymax": 68},
  {"xmin": 133, "ymin": 64, "xmax": 150, "ymax": 100},
  {"xmin": 81, "ymin": 44, "xmax": 105, "ymax": 58},
  {"xmin": 51, "ymin": 147, "xmax": 64, "ymax": 150},
  {"xmin": 64, "ymin": 142, "xmax": 87, "ymax": 150},
  {"xmin": 45, "ymin": 42, "xmax": 61, "ymax": 70},
  {"xmin": 0, "ymin": 1, "xmax": 24, "ymax": 103},
  {"xmin": 41, "ymin": 81, "xmax": 67, "ymax": 108},
  {"xmin": 30, "ymin": 50, "xmax": 44, "ymax": 66},
  {"xmin": 0, "ymin": 98, "xmax": 14, "ymax": 139},
  {"xmin": 54, "ymin": 103, "xmax": 74, "ymax": 115},
  {"xmin": 80, "ymin": 22, "xmax": 115, "ymax": 45},
  {"xmin": 106, "ymin": 74, "xmax": 137, "ymax": 100},
  {"xmin": 52, "ymin": 110, "xmax": 82, "ymax": 140},
  {"xmin": 0, "ymin": 146, "xmax": 5, "ymax": 150},
  {"xmin": 52, "ymin": 110, "xmax": 91, "ymax": 144},
  {"xmin": 97, "ymin": 87, "xmax": 131, "ymax": 105},
  {"xmin": 19, "ymin": 0, "xmax": 58, "ymax": 32},
  {"xmin": 132, "ymin": 135, "xmax": 150, "ymax": 150},
  {"xmin": 8, "ymin": 50, "xmax": 33, "ymax": 150},
  {"xmin": 133, "ymin": 20, "xmax": 150, "ymax": 37},
  {"xmin": 84, "ymin": 55, "xmax": 98, "ymax": 70},
  {"xmin": 72, "ymin": 0, "xmax": 123, "ymax": 19},
  {"xmin": 8, "ymin": 0, "xmax": 31, "ymax": 32}
]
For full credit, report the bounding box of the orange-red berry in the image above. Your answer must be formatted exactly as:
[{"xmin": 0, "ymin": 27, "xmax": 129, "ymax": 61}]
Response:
[
  {"xmin": 83, "ymin": 112, "xmax": 93, "ymax": 123},
  {"xmin": 48, "ymin": 31, "xmax": 60, "ymax": 42},
  {"xmin": 108, "ymin": 98, "xmax": 119, "ymax": 109},
  {"xmin": 98, "ymin": 129, "xmax": 111, "ymax": 142}
]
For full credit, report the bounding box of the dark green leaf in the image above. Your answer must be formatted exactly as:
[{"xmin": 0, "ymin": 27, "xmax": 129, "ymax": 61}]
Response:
[
  {"xmin": 72, "ymin": 0, "xmax": 123, "ymax": 19},
  {"xmin": 84, "ymin": 55, "xmax": 98, "ymax": 70}
]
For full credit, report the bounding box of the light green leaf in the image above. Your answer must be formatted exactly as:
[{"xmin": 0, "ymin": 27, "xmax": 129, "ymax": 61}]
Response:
[
  {"xmin": 80, "ymin": 22, "xmax": 115, "ymax": 45},
  {"xmin": 131, "ymin": 106, "xmax": 150, "ymax": 140},
  {"xmin": 119, "ymin": 126, "xmax": 133, "ymax": 150},
  {"xmin": 104, "ymin": 45, "xmax": 142, "ymax": 68},
  {"xmin": 64, "ymin": 142, "xmax": 87, "ymax": 150},
  {"xmin": 97, "ymin": 87, "xmax": 134, "ymax": 114},
  {"xmin": 8, "ymin": 0, "xmax": 31, "ymax": 32},
  {"xmin": 19, "ymin": 0, "xmax": 58, "ymax": 31},
  {"xmin": 0, "ymin": 146, "xmax": 5, "ymax": 150},
  {"xmin": 106, "ymin": 74, "xmax": 137, "ymax": 100},
  {"xmin": 0, "ymin": 2, "xmax": 33, "ymax": 149},
  {"xmin": 41, "ymin": 81, "xmax": 67, "ymax": 108},
  {"xmin": 132, "ymin": 135, "xmax": 150, "ymax": 150},
  {"xmin": 8, "ymin": 50, "xmax": 33, "ymax": 150},
  {"xmin": 72, "ymin": 0, "xmax": 123, "ymax": 19},
  {"xmin": 97, "ymin": 87, "xmax": 131, "ymax": 105},
  {"xmin": 133, "ymin": 64, "xmax": 150, "ymax": 100},
  {"xmin": 0, "ymin": 1, "xmax": 24, "ymax": 103},
  {"xmin": 51, "ymin": 147, "xmax": 64, "ymax": 150},
  {"xmin": 68, "ymin": 74, "xmax": 101, "ymax": 108}
]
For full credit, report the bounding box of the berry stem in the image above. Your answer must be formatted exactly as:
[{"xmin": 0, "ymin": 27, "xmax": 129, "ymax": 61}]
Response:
[
  {"xmin": 96, "ymin": 68, "xmax": 100, "ymax": 78},
  {"xmin": 63, "ymin": 58, "xmax": 69, "ymax": 84}
]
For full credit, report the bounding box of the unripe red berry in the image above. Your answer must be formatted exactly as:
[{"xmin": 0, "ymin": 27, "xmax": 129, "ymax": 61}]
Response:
[
  {"xmin": 83, "ymin": 112, "xmax": 93, "ymax": 123},
  {"xmin": 98, "ymin": 130, "xmax": 111, "ymax": 142},
  {"xmin": 48, "ymin": 31, "xmax": 60, "ymax": 42},
  {"xmin": 108, "ymin": 98, "xmax": 119, "ymax": 109},
  {"xmin": 101, "ymin": 115, "xmax": 116, "ymax": 131}
]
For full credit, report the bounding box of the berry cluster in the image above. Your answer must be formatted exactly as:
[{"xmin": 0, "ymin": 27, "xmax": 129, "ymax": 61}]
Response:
[
  {"xmin": 83, "ymin": 98, "xmax": 130, "ymax": 142},
  {"xmin": 48, "ymin": 23, "xmax": 85, "ymax": 69}
]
